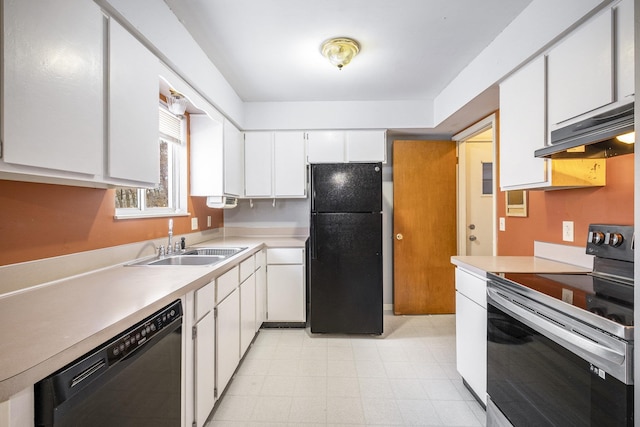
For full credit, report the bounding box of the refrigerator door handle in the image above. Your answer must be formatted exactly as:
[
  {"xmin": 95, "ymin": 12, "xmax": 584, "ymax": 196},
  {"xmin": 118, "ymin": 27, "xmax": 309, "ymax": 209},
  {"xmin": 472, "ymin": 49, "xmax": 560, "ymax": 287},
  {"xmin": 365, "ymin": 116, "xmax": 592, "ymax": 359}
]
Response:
[{"xmin": 311, "ymin": 214, "xmax": 317, "ymax": 259}]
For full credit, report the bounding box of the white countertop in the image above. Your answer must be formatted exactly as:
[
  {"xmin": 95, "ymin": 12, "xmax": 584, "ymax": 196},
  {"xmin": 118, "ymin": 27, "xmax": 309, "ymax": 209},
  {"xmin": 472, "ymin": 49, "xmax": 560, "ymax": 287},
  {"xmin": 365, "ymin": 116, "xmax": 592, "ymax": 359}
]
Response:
[
  {"xmin": 451, "ymin": 255, "xmax": 591, "ymax": 278},
  {"xmin": 0, "ymin": 235, "xmax": 306, "ymax": 401}
]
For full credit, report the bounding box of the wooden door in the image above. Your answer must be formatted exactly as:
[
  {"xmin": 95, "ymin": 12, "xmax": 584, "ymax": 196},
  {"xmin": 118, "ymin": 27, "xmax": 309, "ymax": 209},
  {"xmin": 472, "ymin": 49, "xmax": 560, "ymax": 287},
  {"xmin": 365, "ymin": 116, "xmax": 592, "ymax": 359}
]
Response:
[{"xmin": 393, "ymin": 140, "xmax": 457, "ymax": 314}]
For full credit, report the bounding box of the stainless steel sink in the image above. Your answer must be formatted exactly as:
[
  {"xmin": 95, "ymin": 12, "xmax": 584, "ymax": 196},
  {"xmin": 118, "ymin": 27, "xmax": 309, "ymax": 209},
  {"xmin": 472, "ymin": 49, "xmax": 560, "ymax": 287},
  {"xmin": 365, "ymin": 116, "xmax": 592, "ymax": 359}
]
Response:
[
  {"xmin": 147, "ymin": 255, "xmax": 226, "ymax": 266},
  {"xmin": 127, "ymin": 247, "xmax": 247, "ymax": 267}
]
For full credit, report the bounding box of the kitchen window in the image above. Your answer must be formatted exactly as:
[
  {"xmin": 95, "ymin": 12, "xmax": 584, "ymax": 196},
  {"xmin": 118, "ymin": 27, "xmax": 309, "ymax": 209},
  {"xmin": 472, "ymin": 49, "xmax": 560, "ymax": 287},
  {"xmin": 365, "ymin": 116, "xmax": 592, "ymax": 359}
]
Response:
[{"xmin": 114, "ymin": 105, "xmax": 188, "ymax": 218}]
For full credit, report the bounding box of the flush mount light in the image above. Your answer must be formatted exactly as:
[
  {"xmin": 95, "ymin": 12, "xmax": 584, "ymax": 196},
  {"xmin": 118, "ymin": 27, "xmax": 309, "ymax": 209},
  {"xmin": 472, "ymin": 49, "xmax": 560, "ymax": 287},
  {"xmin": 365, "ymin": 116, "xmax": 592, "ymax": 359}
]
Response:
[
  {"xmin": 167, "ymin": 89, "xmax": 188, "ymax": 116},
  {"xmin": 616, "ymin": 131, "xmax": 635, "ymax": 144},
  {"xmin": 321, "ymin": 37, "xmax": 360, "ymax": 70}
]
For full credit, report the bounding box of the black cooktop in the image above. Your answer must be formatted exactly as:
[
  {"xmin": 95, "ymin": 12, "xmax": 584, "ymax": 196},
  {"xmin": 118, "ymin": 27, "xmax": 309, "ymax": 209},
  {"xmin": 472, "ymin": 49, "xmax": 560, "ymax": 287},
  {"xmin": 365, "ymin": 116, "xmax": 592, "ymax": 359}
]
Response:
[{"xmin": 501, "ymin": 272, "xmax": 634, "ymax": 327}]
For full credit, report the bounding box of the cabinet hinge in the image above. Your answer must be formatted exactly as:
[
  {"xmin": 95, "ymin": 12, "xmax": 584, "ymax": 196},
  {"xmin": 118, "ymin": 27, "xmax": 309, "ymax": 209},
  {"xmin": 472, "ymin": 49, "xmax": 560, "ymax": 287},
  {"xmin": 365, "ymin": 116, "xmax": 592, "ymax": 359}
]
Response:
[
  {"xmin": 192, "ymin": 325, "xmax": 197, "ymax": 340},
  {"xmin": 214, "ymin": 307, "xmax": 218, "ymax": 319},
  {"xmin": 192, "ymin": 421, "xmax": 196, "ymax": 427},
  {"xmin": 0, "ymin": 139, "xmax": 3, "ymax": 159},
  {"xmin": 214, "ymin": 387, "xmax": 218, "ymax": 399}
]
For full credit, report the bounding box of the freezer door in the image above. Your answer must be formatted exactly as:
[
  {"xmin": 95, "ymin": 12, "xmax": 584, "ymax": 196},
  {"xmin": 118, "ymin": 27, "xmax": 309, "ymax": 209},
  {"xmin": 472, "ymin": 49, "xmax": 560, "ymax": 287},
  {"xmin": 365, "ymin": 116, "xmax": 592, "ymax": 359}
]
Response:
[
  {"xmin": 310, "ymin": 212, "xmax": 382, "ymax": 334},
  {"xmin": 311, "ymin": 163, "xmax": 382, "ymax": 213}
]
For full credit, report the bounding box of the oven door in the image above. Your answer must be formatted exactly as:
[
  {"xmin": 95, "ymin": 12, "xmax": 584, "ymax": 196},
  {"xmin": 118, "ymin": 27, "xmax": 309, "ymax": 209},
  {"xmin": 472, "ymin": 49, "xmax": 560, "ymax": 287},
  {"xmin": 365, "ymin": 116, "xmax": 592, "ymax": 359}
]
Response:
[{"xmin": 487, "ymin": 283, "xmax": 633, "ymax": 427}]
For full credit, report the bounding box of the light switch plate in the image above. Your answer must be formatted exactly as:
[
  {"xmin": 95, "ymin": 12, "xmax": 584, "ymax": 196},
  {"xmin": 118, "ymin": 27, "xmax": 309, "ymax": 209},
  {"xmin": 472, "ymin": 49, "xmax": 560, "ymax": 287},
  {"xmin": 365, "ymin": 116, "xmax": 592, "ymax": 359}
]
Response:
[
  {"xmin": 562, "ymin": 221, "xmax": 574, "ymax": 242},
  {"xmin": 499, "ymin": 217, "xmax": 506, "ymax": 231},
  {"xmin": 191, "ymin": 217, "xmax": 198, "ymax": 230}
]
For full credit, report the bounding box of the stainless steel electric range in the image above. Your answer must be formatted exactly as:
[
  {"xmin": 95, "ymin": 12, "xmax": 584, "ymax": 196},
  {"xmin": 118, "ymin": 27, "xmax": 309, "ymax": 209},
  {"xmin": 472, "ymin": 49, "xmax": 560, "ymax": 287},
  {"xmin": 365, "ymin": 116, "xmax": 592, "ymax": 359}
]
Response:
[{"xmin": 486, "ymin": 224, "xmax": 634, "ymax": 427}]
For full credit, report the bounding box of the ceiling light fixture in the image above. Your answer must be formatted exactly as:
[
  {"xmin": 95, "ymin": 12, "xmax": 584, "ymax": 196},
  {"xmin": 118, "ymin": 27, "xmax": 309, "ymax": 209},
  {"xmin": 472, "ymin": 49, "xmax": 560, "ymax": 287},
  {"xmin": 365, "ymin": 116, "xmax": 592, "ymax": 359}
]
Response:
[
  {"xmin": 167, "ymin": 89, "xmax": 188, "ymax": 116},
  {"xmin": 321, "ymin": 37, "xmax": 360, "ymax": 70}
]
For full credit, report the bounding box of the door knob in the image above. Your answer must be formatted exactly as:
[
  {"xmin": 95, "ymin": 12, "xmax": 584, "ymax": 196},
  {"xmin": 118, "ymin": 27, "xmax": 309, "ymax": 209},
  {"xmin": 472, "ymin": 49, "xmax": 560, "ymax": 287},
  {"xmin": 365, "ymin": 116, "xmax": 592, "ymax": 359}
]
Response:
[
  {"xmin": 396, "ymin": 233, "xmax": 403, "ymax": 240},
  {"xmin": 469, "ymin": 235, "xmax": 477, "ymax": 241}
]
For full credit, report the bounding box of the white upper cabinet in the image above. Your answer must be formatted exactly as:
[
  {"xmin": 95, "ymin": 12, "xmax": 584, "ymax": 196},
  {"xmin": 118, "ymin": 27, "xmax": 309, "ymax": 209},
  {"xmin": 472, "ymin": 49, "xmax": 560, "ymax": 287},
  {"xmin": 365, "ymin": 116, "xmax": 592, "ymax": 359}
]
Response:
[
  {"xmin": 274, "ymin": 132, "xmax": 306, "ymax": 197},
  {"xmin": 190, "ymin": 115, "xmax": 224, "ymax": 197},
  {"xmin": 346, "ymin": 130, "xmax": 386, "ymax": 163},
  {"xmin": 191, "ymin": 116, "xmax": 244, "ymax": 198},
  {"xmin": 615, "ymin": 0, "xmax": 634, "ymax": 101},
  {"xmin": 306, "ymin": 131, "xmax": 345, "ymax": 163},
  {"xmin": 107, "ymin": 18, "xmax": 159, "ymax": 186},
  {"xmin": 547, "ymin": 8, "xmax": 613, "ymax": 126},
  {"xmin": 223, "ymin": 120, "xmax": 244, "ymax": 197},
  {"xmin": 306, "ymin": 130, "xmax": 386, "ymax": 163},
  {"xmin": 500, "ymin": 57, "xmax": 549, "ymax": 190},
  {"xmin": 244, "ymin": 132, "xmax": 273, "ymax": 197},
  {"xmin": 2, "ymin": 0, "xmax": 103, "ymax": 177},
  {"xmin": 244, "ymin": 131, "xmax": 306, "ymax": 198}
]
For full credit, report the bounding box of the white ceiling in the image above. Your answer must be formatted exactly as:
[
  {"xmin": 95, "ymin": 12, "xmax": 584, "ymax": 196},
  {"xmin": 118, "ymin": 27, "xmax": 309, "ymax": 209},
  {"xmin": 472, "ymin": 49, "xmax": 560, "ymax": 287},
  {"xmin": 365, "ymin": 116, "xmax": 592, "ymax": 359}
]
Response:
[{"xmin": 164, "ymin": 0, "xmax": 531, "ymax": 107}]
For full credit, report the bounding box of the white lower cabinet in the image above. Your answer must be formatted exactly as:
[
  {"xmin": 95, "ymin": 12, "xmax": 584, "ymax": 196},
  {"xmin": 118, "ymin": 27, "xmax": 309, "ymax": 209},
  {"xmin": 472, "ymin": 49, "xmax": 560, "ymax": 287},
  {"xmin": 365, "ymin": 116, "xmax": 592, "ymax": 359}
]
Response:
[
  {"xmin": 255, "ymin": 249, "xmax": 267, "ymax": 331},
  {"xmin": 216, "ymin": 287, "xmax": 240, "ymax": 396},
  {"xmin": 266, "ymin": 248, "xmax": 306, "ymax": 323},
  {"xmin": 192, "ymin": 281, "xmax": 216, "ymax": 427},
  {"xmin": 240, "ymin": 274, "xmax": 256, "ymax": 356},
  {"xmin": 455, "ymin": 267, "xmax": 487, "ymax": 405}
]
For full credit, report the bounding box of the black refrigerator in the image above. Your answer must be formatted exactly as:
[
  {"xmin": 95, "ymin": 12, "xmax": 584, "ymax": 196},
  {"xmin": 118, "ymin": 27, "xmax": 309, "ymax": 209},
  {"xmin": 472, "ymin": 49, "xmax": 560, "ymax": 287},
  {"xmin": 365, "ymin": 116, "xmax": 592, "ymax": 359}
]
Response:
[{"xmin": 309, "ymin": 162, "xmax": 383, "ymax": 334}]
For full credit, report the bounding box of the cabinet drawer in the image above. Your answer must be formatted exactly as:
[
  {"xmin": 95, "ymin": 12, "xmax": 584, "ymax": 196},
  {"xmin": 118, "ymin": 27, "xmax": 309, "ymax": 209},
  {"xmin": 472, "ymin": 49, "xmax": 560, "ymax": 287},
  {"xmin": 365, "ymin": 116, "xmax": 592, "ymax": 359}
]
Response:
[
  {"xmin": 256, "ymin": 249, "xmax": 267, "ymax": 268},
  {"xmin": 195, "ymin": 281, "xmax": 215, "ymax": 322},
  {"xmin": 217, "ymin": 266, "xmax": 239, "ymax": 303},
  {"xmin": 267, "ymin": 248, "xmax": 303, "ymax": 264},
  {"xmin": 240, "ymin": 255, "xmax": 255, "ymax": 282},
  {"xmin": 455, "ymin": 268, "xmax": 487, "ymax": 308}
]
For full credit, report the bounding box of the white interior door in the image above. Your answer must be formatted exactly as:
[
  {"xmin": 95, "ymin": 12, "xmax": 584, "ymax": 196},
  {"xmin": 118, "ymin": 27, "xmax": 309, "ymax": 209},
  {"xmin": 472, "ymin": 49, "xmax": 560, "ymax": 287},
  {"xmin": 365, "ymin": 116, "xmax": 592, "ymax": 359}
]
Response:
[
  {"xmin": 454, "ymin": 115, "xmax": 496, "ymax": 256},
  {"xmin": 465, "ymin": 141, "xmax": 494, "ymax": 255}
]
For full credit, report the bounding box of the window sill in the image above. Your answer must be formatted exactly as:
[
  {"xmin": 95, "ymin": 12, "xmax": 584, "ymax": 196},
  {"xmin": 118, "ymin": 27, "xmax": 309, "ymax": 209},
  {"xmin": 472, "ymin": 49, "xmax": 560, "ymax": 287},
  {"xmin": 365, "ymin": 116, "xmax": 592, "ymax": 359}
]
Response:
[{"xmin": 114, "ymin": 211, "xmax": 191, "ymax": 220}]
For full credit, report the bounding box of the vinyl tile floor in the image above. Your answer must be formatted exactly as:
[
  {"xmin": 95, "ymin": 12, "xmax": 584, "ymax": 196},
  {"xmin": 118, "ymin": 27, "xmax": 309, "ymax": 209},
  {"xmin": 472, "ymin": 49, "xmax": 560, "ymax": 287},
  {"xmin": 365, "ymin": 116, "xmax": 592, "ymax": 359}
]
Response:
[{"xmin": 206, "ymin": 312, "xmax": 486, "ymax": 426}]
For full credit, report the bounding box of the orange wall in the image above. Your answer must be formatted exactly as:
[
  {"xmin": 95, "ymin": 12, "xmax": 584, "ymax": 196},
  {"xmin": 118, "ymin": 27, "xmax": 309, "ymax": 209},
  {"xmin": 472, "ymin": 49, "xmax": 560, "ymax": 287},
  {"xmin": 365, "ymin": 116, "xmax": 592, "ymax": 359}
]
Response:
[
  {"xmin": 0, "ymin": 180, "xmax": 224, "ymax": 266},
  {"xmin": 496, "ymin": 154, "xmax": 634, "ymax": 255}
]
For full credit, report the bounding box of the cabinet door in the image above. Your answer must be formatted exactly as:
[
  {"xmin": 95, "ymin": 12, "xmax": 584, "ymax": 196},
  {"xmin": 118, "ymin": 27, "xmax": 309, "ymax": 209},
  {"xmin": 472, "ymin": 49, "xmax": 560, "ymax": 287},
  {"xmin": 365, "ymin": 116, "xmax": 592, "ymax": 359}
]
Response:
[
  {"xmin": 240, "ymin": 274, "xmax": 256, "ymax": 356},
  {"xmin": 455, "ymin": 291, "xmax": 487, "ymax": 405},
  {"xmin": 274, "ymin": 132, "xmax": 306, "ymax": 197},
  {"xmin": 2, "ymin": 0, "xmax": 103, "ymax": 175},
  {"xmin": 306, "ymin": 131, "xmax": 345, "ymax": 163},
  {"xmin": 346, "ymin": 130, "xmax": 386, "ymax": 162},
  {"xmin": 255, "ymin": 257, "xmax": 267, "ymax": 331},
  {"xmin": 615, "ymin": 0, "xmax": 634, "ymax": 101},
  {"xmin": 108, "ymin": 19, "xmax": 159, "ymax": 185},
  {"xmin": 216, "ymin": 288, "xmax": 240, "ymax": 395},
  {"xmin": 190, "ymin": 115, "xmax": 224, "ymax": 196},
  {"xmin": 244, "ymin": 132, "xmax": 273, "ymax": 197},
  {"xmin": 547, "ymin": 9, "xmax": 614, "ymax": 125},
  {"xmin": 500, "ymin": 56, "xmax": 549, "ymax": 190},
  {"xmin": 223, "ymin": 120, "xmax": 244, "ymax": 196},
  {"xmin": 267, "ymin": 264, "xmax": 305, "ymax": 322},
  {"xmin": 194, "ymin": 310, "xmax": 215, "ymax": 427},
  {"xmin": 195, "ymin": 281, "xmax": 215, "ymax": 322}
]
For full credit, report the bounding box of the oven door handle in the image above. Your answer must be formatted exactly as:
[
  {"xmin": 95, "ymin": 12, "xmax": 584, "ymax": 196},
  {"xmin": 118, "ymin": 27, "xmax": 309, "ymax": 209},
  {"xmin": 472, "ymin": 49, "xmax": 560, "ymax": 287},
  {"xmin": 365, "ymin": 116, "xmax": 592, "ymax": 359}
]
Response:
[{"xmin": 488, "ymin": 287, "xmax": 626, "ymax": 366}]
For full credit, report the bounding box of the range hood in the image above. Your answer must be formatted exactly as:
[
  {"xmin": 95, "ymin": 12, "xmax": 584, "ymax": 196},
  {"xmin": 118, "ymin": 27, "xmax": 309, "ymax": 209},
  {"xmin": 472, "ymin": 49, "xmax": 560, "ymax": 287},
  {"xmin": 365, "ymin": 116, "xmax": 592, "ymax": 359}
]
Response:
[{"xmin": 535, "ymin": 103, "xmax": 634, "ymax": 159}]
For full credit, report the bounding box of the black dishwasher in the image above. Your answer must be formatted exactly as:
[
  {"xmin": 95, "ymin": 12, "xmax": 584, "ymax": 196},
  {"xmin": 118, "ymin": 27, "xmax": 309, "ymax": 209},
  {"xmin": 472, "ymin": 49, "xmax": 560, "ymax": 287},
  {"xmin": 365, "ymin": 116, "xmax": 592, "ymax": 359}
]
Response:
[{"xmin": 35, "ymin": 300, "xmax": 182, "ymax": 427}]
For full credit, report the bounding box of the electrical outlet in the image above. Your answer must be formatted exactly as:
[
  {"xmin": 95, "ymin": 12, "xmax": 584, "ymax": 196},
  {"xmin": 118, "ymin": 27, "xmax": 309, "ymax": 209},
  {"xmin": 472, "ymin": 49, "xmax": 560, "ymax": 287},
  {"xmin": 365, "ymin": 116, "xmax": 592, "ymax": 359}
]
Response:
[
  {"xmin": 499, "ymin": 217, "xmax": 506, "ymax": 231},
  {"xmin": 207, "ymin": 216, "xmax": 211, "ymax": 227},
  {"xmin": 562, "ymin": 221, "xmax": 574, "ymax": 242},
  {"xmin": 191, "ymin": 217, "xmax": 198, "ymax": 231}
]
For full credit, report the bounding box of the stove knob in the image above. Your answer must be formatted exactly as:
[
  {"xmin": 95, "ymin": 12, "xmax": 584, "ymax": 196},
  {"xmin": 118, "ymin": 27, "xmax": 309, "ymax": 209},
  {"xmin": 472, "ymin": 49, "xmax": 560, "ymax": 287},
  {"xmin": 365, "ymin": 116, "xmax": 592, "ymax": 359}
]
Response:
[
  {"xmin": 590, "ymin": 231, "xmax": 605, "ymax": 245},
  {"xmin": 608, "ymin": 233, "xmax": 624, "ymax": 247}
]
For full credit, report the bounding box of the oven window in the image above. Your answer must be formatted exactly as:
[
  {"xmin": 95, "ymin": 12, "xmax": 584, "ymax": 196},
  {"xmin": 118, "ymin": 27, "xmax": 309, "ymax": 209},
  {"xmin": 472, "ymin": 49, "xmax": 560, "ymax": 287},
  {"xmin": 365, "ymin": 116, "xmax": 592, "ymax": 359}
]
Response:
[{"xmin": 487, "ymin": 303, "xmax": 632, "ymax": 426}]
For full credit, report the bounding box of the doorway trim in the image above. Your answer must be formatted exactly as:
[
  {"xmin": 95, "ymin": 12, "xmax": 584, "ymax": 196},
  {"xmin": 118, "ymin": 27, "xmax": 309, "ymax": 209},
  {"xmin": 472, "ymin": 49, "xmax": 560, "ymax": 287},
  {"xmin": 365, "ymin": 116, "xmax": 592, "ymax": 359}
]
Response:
[{"xmin": 453, "ymin": 113, "xmax": 497, "ymax": 256}]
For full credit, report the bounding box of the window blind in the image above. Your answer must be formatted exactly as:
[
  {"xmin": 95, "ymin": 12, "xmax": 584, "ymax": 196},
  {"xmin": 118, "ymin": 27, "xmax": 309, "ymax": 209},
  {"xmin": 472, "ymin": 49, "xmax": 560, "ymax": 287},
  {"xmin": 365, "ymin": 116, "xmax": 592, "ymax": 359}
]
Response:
[{"xmin": 159, "ymin": 106, "xmax": 183, "ymax": 145}]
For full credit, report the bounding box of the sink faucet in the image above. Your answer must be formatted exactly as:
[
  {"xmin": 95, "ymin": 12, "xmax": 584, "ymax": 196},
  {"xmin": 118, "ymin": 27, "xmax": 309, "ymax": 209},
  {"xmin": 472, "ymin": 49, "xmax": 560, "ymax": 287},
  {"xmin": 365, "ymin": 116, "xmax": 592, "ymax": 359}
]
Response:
[{"xmin": 167, "ymin": 219, "xmax": 174, "ymax": 254}]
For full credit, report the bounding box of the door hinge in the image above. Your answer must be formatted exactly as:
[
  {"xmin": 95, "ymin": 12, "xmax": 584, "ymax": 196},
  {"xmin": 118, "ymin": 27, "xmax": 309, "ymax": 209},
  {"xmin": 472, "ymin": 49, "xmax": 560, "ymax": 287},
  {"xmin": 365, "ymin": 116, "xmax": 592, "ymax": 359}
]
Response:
[{"xmin": 192, "ymin": 325, "xmax": 197, "ymax": 340}]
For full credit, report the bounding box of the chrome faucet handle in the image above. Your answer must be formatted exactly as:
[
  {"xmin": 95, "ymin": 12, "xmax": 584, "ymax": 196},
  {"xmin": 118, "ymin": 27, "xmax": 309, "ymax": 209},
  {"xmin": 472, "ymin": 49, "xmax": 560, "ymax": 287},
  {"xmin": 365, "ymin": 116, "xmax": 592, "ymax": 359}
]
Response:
[
  {"xmin": 158, "ymin": 245, "xmax": 166, "ymax": 258},
  {"xmin": 174, "ymin": 241, "xmax": 182, "ymax": 253}
]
